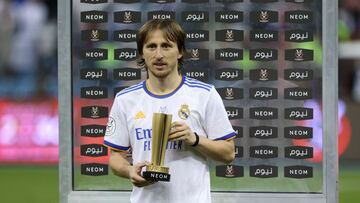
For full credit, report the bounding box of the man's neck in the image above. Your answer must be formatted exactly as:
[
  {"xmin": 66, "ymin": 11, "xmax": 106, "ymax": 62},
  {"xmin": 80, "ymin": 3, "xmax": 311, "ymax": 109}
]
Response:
[{"xmin": 146, "ymin": 73, "xmax": 182, "ymax": 95}]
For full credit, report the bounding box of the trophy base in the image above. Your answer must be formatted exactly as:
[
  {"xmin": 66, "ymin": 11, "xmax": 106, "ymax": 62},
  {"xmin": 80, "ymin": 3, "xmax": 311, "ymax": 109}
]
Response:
[{"xmin": 142, "ymin": 171, "xmax": 171, "ymax": 182}]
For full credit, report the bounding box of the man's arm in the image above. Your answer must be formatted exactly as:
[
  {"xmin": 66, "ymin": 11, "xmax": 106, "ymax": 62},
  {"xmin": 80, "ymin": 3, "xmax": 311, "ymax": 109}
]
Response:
[
  {"xmin": 194, "ymin": 136, "xmax": 235, "ymax": 163},
  {"xmin": 169, "ymin": 122, "xmax": 235, "ymax": 163},
  {"xmin": 108, "ymin": 150, "xmax": 154, "ymax": 187}
]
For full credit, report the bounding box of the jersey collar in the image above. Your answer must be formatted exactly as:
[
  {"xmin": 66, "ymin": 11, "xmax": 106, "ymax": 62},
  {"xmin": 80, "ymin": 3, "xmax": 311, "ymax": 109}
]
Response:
[{"xmin": 143, "ymin": 75, "xmax": 185, "ymax": 99}]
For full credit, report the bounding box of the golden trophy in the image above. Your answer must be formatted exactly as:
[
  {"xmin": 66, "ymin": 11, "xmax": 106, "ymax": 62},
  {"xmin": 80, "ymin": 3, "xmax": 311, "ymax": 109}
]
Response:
[{"xmin": 142, "ymin": 113, "xmax": 172, "ymax": 182}]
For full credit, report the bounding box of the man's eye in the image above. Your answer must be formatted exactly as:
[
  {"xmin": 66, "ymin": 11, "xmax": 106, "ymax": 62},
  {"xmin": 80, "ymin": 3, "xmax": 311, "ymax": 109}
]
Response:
[
  {"xmin": 162, "ymin": 44, "xmax": 171, "ymax": 48},
  {"xmin": 146, "ymin": 44, "xmax": 156, "ymax": 48}
]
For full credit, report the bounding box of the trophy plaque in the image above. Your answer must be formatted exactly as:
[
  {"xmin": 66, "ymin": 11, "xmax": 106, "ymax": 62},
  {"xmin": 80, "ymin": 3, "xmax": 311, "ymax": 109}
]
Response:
[{"xmin": 142, "ymin": 113, "xmax": 172, "ymax": 182}]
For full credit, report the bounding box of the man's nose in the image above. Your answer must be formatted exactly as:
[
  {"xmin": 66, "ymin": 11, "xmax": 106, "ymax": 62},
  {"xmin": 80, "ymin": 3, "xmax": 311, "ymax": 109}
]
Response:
[{"xmin": 155, "ymin": 48, "xmax": 164, "ymax": 59}]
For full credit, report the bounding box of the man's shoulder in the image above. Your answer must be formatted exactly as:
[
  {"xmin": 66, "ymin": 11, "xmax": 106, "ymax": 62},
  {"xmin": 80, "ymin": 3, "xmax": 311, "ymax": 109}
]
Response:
[
  {"xmin": 183, "ymin": 76, "xmax": 213, "ymax": 93},
  {"xmin": 115, "ymin": 81, "xmax": 144, "ymax": 99}
]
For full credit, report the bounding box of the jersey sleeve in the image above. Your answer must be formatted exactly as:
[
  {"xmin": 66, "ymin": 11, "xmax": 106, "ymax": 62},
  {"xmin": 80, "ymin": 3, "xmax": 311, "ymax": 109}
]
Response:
[
  {"xmin": 204, "ymin": 87, "xmax": 237, "ymax": 141},
  {"xmin": 103, "ymin": 97, "xmax": 131, "ymax": 152}
]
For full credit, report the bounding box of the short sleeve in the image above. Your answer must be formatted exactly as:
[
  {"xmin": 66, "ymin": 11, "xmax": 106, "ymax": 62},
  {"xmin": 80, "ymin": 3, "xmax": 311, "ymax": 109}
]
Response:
[
  {"xmin": 103, "ymin": 97, "xmax": 131, "ymax": 151},
  {"xmin": 204, "ymin": 87, "xmax": 237, "ymax": 140}
]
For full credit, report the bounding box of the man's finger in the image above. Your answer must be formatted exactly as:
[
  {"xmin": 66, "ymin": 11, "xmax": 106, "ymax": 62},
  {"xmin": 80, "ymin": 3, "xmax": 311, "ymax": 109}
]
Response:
[
  {"xmin": 169, "ymin": 127, "xmax": 182, "ymax": 135},
  {"xmin": 134, "ymin": 181, "xmax": 154, "ymax": 187},
  {"xmin": 171, "ymin": 121, "xmax": 185, "ymax": 128},
  {"xmin": 169, "ymin": 131, "xmax": 185, "ymax": 141},
  {"xmin": 169, "ymin": 137, "xmax": 185, "ymax": 142},
  {"xmin": 132, "ymin": 174, "xmax": 147, "ymax": 183},
  {"xmin": 136, "ymin": 161, "xmax": 148, "ymax": 168},
  {"xmin": 170, "ymin": 124, "xmax": 187, "ymax": 134},
  {"xmin": 134, "ymin": 161, "xmax": 148, "ymax": 173}
]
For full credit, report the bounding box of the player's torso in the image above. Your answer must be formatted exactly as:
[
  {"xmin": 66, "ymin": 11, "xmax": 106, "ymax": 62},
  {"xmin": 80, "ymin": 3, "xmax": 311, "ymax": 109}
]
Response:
[
  {"xmin": 123, "ymin": 79, "xmax": 213, "ymax": 203},
  {"xmin": 124, "ymin": 86, "xmax": 207, "ymax": 163}
]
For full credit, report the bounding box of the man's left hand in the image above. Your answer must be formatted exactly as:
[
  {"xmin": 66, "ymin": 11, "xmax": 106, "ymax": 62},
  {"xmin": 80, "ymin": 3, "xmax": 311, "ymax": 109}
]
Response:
[{"xmin": 168, "ymin": 121, "xmax": 196, "ymax": 146}]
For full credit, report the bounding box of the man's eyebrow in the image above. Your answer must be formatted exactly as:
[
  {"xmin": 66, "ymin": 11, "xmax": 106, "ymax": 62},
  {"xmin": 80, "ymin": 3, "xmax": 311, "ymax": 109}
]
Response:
[
  {"xmin": 161, "ymin": 42, "xmax": 172, "ymax": 45},
  {"xmin": 145, "ymin": 42, "xmax": 156, "ymax": 46}
]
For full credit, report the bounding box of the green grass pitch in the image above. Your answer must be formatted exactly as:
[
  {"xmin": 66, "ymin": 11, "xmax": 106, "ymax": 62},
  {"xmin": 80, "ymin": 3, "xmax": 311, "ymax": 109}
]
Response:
[{"xmin": 0, "ymin": 163, "xmax": 358, "ymax": 202}]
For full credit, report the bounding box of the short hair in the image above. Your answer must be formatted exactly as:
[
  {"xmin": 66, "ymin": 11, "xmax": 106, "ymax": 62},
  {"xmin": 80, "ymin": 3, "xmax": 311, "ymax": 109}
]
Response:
[{"xmin": 137, "ymin": 19, "xmax": 186, "ymax": 69}]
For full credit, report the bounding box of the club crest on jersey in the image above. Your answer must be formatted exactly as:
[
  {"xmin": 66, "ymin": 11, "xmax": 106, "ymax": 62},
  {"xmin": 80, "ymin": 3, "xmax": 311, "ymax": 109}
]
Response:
[
  {"xmin": 178, "ymin": 104, "xmax": 190, "ymax": 120},
  {"xmin": 135, "ymin": 111, "xmax": 145, "ymax": 120},
  {"xmin": 160, "ymin": 106, "xmax": 168, "ymax": 113},
  {"xmin": 105, "ymin": 116, "xmax": 116, "ymax": 136}
]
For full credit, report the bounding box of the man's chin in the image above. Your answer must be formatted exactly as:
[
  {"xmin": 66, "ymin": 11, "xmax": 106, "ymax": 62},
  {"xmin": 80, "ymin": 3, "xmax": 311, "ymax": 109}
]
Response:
[{"xmin": 149, "ymin": 70, "xmax": 170, "ymax": 78}]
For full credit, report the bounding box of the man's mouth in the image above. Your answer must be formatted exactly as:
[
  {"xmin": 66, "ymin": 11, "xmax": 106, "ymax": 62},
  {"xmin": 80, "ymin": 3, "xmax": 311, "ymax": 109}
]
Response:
[{"xmin": 153, "ymin": 62, "xmax": 167, "ymax": 67}]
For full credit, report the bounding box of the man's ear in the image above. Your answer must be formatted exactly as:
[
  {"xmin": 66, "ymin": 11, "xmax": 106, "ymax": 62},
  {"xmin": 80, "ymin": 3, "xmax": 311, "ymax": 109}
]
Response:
[{"xmin": 178, "ymin": 50, "xmax": 183, "ymax": 59}]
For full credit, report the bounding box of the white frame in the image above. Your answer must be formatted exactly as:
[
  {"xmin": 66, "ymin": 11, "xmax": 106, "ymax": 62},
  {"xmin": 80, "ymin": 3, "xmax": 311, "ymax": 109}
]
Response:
[{"xmin": 58, "ymin": 0, "xmax": 338, "ymax": 202}]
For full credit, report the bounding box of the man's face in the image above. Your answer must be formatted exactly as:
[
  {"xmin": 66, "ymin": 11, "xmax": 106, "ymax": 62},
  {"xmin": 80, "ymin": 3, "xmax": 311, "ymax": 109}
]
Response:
[{"xmin": 142, "ymin": 29, "xmax": 183, "ymax": 78}]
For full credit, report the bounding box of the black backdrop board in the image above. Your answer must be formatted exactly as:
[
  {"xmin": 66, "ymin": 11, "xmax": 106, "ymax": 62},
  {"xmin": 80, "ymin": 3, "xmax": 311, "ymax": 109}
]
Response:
[
  {"xmin": 71, "ymin": 0, "xmax": 322, "ymax": 193},
  {"xmin": 59, "ymin": 0, "xmax": 338, "ymax": 202}
]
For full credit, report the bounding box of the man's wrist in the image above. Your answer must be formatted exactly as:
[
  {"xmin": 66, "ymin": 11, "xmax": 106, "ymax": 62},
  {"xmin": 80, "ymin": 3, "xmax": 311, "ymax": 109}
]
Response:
[
  {"xmin": 192, "ymin": 132, "xmax": 199, "ymax": 147},
  {"xmin": 126, "ymin": 165, "xmax": 133, "ymax": 179}
]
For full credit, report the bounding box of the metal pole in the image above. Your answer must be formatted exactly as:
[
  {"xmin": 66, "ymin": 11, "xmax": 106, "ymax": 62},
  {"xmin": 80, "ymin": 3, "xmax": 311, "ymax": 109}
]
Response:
[
  {"xmin": 323, "ymin": 0, "xmax": 339, "ymax": 202},
  {"xmin": 58, "ymin": 0, "xmax": 72, "ymax": 202}
]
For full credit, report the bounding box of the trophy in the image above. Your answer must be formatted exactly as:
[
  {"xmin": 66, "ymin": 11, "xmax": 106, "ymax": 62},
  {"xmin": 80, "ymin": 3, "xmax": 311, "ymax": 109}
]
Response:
[{"xmin": 142, "ymin": 113, "xmax": 172, "ymax": 182}]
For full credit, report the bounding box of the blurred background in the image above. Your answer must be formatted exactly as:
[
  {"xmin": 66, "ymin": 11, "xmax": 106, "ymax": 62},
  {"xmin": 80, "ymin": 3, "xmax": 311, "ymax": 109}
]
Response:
[{"xmin": 0, "ymin": 0, "xmax": 359, "ymax": 202}]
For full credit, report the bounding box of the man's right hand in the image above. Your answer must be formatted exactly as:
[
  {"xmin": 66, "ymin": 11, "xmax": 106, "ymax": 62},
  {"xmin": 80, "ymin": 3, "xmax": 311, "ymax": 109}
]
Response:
[
  {"xmin": 129, "ymin": 161, "xmax": 156, "ymax": 187},
  {"xmin": 108, "ymin": 150, "xmax": 156, "ymax": 187}
]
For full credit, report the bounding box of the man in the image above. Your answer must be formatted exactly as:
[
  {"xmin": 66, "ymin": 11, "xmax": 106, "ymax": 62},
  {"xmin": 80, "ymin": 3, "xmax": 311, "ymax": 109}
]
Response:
[{"xmin": 104, "ymin": 19, "xmax": 236, "ymax": 203}]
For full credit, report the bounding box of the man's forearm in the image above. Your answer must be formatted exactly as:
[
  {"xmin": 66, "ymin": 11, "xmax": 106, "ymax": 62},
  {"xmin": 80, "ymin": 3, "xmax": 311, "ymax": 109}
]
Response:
[
  {"xmin": 109, "ymin": 150, "xmax": 132, "ymax": 179},
  {"xmin": 193, "ymin": 137, "xmax": 235, "ymax": 163},
  {"xmin": 168, "ymin": 122, "xmax": 235, "ymax": 163}
]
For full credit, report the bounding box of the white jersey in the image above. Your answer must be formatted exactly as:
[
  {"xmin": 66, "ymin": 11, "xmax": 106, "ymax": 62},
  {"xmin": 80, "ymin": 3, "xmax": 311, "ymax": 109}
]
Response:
[{"xmin": 104, "ymin": 75, "xmax": 236, "ymax": 203}]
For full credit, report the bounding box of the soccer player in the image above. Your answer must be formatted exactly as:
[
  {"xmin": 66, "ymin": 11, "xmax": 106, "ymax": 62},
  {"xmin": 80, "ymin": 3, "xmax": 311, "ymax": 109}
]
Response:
[{"xmin": 104, "ymin": 19, "xmax": 236, "ymax": 203}]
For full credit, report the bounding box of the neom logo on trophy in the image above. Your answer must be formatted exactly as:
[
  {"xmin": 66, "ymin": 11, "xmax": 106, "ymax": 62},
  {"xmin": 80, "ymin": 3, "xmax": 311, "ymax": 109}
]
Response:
[{"xmin": 142, "ymin": 113, "xmax": 173, "ymax": 182}]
